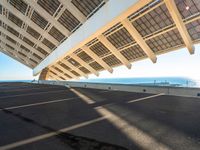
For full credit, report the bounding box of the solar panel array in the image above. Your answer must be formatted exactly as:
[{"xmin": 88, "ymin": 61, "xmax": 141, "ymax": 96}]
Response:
[
  {"xmin": 0, "ymin": 0, "xmax": 106, "ymax": 68},
  {"xmin": 45, "ymin": 0, "xmax": 200, "ymax": 80}
]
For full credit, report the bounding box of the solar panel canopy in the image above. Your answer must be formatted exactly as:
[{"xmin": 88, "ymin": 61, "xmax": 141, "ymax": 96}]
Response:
[{"xmin": 0, "ymin": 0, "xmax": 199, "ymax": 80}]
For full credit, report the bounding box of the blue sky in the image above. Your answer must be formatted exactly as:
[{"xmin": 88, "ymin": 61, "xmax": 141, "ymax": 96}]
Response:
[
  {"xmin": 0, "ymin": 52, "xmax": 38, "ymax": 81},
  {"xmin": 0, "ymin": 44, "xmax": 199, "ymax": 81}
]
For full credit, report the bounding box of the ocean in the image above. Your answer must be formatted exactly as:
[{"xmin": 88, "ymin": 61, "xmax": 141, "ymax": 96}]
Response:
[
  {"xmin": 78, "ymin": 77, "xmax": 200, "ymax": 87},
  {"xmin": 0, "ymin": 77, "xmax": 200, "ymax": 87}
]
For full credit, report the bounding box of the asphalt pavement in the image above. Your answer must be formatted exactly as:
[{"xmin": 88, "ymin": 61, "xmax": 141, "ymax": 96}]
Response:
[{"xmin": 0, "ymin": 82, "xmax": 200, "ymax": 150}]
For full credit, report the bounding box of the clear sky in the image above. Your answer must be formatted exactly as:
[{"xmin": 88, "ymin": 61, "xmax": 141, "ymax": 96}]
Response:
[
  {"xmin": 0, "ymin": 52, "xmax": 38, "ymax": 81},
  {"xmin": 0, "ymin": 44, "xmax": 199, "ymax": 81}
]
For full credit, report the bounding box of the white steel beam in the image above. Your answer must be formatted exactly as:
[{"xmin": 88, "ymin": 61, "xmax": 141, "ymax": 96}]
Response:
[
  {"xmin": 164, "ymin": 0, "xmax": 194, "ymax": 54},
  {"xmin": 82, "ymin": 45, "xmax": 113, "ymax": 73},
  {"xmin": 34, "ymin": 0, "xmax": 148, "ymax": 75},
  {"xmin": 0, "ymin": 0, "xmax": 59, "ymax": 46},
  {"xmin": 26, "ymin": 0, "xmax": 70, "ymax": 36},
  {"xmin": 61, "ymin": 59, "xmax": 88, "ymax": 78},
  {"xmin": 57, "ymin": 0, "xmax": 86, "ymax": 23},
  {"xmin": 97, "ymin": 34, "xmax": 132, "ymax": 69},
  {"xmin": 122, "ymin": 18, "xmax": 157, "ymax": 63},
  {"xmin": 70, "ymin": 53, "xmax": 99, "ymax": 76}
]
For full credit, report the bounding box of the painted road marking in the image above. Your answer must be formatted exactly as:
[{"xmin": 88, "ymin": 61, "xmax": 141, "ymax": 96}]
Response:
[
  {"xmin": 68, "ymin": 89, "xmax": 170, "ymax": 150},
  {"xmin": 127, "ymin": 93, "xmax": 165, "ymax": 103},
  {"xmin": 70, "ymin": 88, "xmax": 95, "ymax": 104},
  {"xmin": 0, "ymin": 117, "xmax": 107, "ymax": 150},
  {"xmin": 94, "ymin": 106, "xmax": 171, "ymax": 150},
  {"xmin": 0, "ymin": 97, "xmax": 79, "ymax": 111}
]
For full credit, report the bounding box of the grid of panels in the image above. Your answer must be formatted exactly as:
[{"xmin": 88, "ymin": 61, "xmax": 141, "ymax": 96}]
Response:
[
  {"xmin": 31, "ymin": 11, "xmax": 48, "ymax": 29},
  {"xmin": 89, "ymin": 61, "xmax": 103, "ymax": 71},
  {"xmin": 58, "ymin": 9, "xmax": 80, "ymax": 32},
  {"xmin": 132, "ymin": 4, "xmax": 174, "ymax": 37},
  {"xmin": 72, "ymin": 0, "xmax": 103, "ymax": 17},
  {"xmin": 4, "ymin": 0, "xmax": 200, "ymax": 78},
  {"xmin": 9, "ymin": 0, "xmax": 28, "ymax": 15},
  {"xmin": 6, "ymin": 36, "xmax": 17, "ymax": 44},
  {"xmin": 7, "ymin": 26, "xmax": 19, "ymax": 37},
  {"xmin": 37, "ymin": 46, "xmax": 48, "ymax": 56},
  {"xmin": 18, "ymin": 51, "xmax": 26, "ymax": 58},
  {"xmin": 48, "ymin": 26, "xmax": 65, "ymax": 42},
  {"xmin": 37, "ymin": 0, "xmax": 60, "ymax": 16},
  {"xmin": 146, "ymin": 29, "xmax": 184, "ymax": 53},
  {"xmin": 33, "ymin": 53, "xmax": 42, "ymax": 60},
  {"xmin": 103, "ymin": 23, "xmax": 122, "ymax": 36},
  {"xmin": 79, "ymin": 66, "xmax": 90, "ymax": 74},
  {"xmin": 1, "ymin": 0, "xmax": 108, "ymax": 71},
  {"xmin": 107, "ymin": 27, "xmax": 134, "ymax": 49},
  {"xmin": 50, "ymin": 70, "xmax": 57, "ymax": 76},
  {"xmin": 128, "ymin": 0, "xmax": 162, "ymax": 21},
  {"xmin": 42, "ymin": 38, "xmax": 55, "ymax": 50},
  {"xmin": 175, "ymin": 0, "xmax": 200, "ymax": 19},
  {"xmin": 102, "ymin": 55, "xmax": 121, "ymax": 66},
  {"xmin": 68, "ymin": 58, "xmax": 80, "ymax": 67},
  {"xmin": 59, "ymin": 63, "xmax": 71, "ymax": 71},
  {"xmin": 121, "ymin": 45, "xmax": 147, "ymax": 61},
  {"xmin": 85, "ymin": 38, "xmax": 98, "ymax": 47},
  {"xmin": 59, "ymin": 76, "xmax": 65, "ymax": 80},
  {"xmin": 8, "ymin": 51, "xmax": 14, "ymax": 56},
  {"xmin": 20, "ymin": 45, "xmax": 30, "ymax": 53},
  {"xmin": 6, "ymin": 43, "xmax": 14, "ymax": 50},
  {"xmin": 30, "ymin": 58, "xmax": 37, "ymax": 64},
  {"xmin": 186, "ymin": 19, "xmax": 200, "ymax": 41},
  {"xmin": 90, "ymin": 41, "xmax": 111, "ymax": 57},
  {"xmin": 8, "ymin": 12, "xmax": 23, "ymax": 27},
  {"xmin": 54, "ymin": 67, "xmax": 63, "ymax": 73},
  {"xmin": 26, "ymin": 26, "xmax": 41, "ymax": 39},
  {"xmin": 73, "ymin": 48, "xmax": 82, "ymax": 54},
  {"xmin": 19, "ymin": 58, "xmax": 25, "ymax": 62},
  {"xmin": 23, "ymin": 37, "xmax": 34, "ymax": 47},
  {"xmin": 71, "ymin": 70, "xmax": 80, "ymax": 76},
  {"xmin": 64, "ymin": 73, "xmax": 72, "ymax": 79},
  {"xmin": 77, "ymin": 51, "xmax": 93, "ymax": 63}
]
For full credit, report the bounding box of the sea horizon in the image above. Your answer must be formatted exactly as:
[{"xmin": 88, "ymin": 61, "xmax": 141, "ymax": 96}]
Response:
[{"xmin": 1, "ymin": 77, "xmax": 200, "ymax": 87}]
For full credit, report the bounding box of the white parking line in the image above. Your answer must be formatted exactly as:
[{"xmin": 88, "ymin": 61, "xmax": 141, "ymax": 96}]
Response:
[
  {"xmin": 0, "ymin": 117, "xmax": 107, "ymax": 150},
  {"xmin": 127, "ymin": 93, "xmax": 165, "ymax": 103},
  {"xmin": 0, "ymin": 89, "xmax": 68, "ymax": 99},
  {"xmin": 70, "ymin": 88, "xmax": 95, "ymax": 104},
  {"xmin": 0, "ymin": 97, "xmax": 79, "ymax": 111},
  {"xmin": 94, "ymin": 106, "xmax": 171, "ymax": 150}
]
